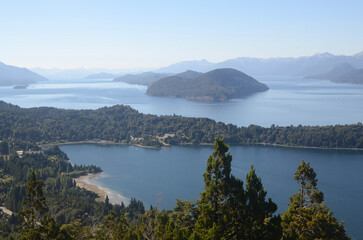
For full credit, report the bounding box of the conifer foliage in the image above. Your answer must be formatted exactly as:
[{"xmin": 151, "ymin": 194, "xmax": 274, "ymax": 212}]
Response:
[{"xmin": 281, "ymin": 160, "xmax": 350, "ymax": 240}]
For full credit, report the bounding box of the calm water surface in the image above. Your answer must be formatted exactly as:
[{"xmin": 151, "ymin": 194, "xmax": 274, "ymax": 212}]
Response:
[
  {"xmin": 1, "ymin": 76, "xmax": 363, "ymax": 126},
  {"xmin": 61, "ymin": 144, "xmax": 363, "ymax": 239},
  {"xmin": 2, "ymin": 77, "xmax": 363, "ymax": 238}
]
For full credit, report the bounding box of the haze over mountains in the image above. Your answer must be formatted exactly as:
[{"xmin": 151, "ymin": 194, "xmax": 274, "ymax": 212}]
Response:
[
  {"xmin": 147, "ymin": 68, "xmax": 268, "ymax": 101},
  {"xmin": 113, "ymin": 72, "xmax": 172, "ymax": 86},
  {"xmin": 308, "ymin": 63, "xmax": 363, "ymax": 84},
  {"xmin": 0, "ymin": 61, "xmax": 47, "ymax": 86},
  {"xmin": 157, "ymin": 51, "xmax": 363, "ymax": 76},
  {"xmin": 2, "ymin": 51, "xmax": 363, "ymax": 84}
]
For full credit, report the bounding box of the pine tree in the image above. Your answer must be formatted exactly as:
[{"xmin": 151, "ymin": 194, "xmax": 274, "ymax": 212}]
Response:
[
  {"xmin": 18, "ymin": 171, "xmax": 68, "ymax": 240},
  {"xmin": 281, "ymin": 160, "xmax": 350, "ymax": 240},
  {"xmin": 192, "ymin": 138, "xmax": 282, "ymax": 239},
  {"xmin": 192, "ymin": 138, "xmax": 233, "ymax": 239}
]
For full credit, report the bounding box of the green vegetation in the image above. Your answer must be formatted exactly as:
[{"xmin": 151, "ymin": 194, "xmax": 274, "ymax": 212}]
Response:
[
  {"xmin": 281, "ymin": 160, "xmax": 349, "ymax": 239},
  {"xmin": 0, "ymin": 101, "xmax": 362, "ymax": 149},
  {"xmin": 0, "ymin": 138, "xmax": 349, "ymax": 239},
  {"xmin": 0, "ymin": 144, "xmax": 145, "ymax": 239},
  {"xmin": 147, "ymin": 68, "xmax": 269, "ymax": 101}
]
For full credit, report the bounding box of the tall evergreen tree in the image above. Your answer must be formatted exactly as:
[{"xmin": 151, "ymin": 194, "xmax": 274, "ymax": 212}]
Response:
[
  {"xmin": 192, "ymin": 138, "xmax": 281, "ymax": 240},
  {"xmin": 281, "ymin": 160, "xmax": 350, "ymax": 240},
  {"xmin": 192, "ymin": 138, "xmax": 233, "ymax": 239},
  {"xmin": 18, "ymin": 171, "xmax": 68, "ymax": 240}
]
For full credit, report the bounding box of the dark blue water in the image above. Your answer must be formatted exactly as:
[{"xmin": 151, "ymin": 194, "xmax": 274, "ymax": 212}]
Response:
[
  {"xmin": 61, "ymin": 144, "xmax": 363, "ymax": 239},
  {"xmin": 1, "ymin": 76, "xmax": 363, "ymax": 127}
]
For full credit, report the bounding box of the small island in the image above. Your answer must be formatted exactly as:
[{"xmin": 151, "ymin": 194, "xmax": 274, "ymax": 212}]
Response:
[{"xmin": 146, "ymin": 68, "xmax": 269, "ymax": 101}]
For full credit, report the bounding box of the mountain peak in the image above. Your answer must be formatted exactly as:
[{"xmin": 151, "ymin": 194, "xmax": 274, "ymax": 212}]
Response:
[
  {"xmin": 313, "ymin": 52, "xmax": 335, "ymax": 58},
  {"xmin": 354, "ymin": 51, "xmax": 363, "ymax": 57}
]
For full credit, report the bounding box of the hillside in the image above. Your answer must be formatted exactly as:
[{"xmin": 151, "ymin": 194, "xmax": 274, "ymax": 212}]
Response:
[
  {"xmin": 113, "ymin": 72, "xmax": 171, "ymax": 86},
  {"xmin": 308, "ymin": 63, "xmax": 363, "ymax": 84},
  {"xmin": 0, "ymin": 61, "xmax": 47, "ymax": 86},
  {"xmin": 147, "ymin": 68, "xmax": 268, "ymax": 101}
]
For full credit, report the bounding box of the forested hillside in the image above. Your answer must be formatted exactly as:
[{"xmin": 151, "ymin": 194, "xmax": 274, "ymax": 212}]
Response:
[
  {"xmin": 0, "ymin": 143, "xmax": 145, "ymax": 239},
  {"xmin": 0, "ymin": 101, "xmax": 362, "ymax": 149}
]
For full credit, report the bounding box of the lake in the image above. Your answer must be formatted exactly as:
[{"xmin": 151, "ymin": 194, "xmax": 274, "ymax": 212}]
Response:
[
  {"xmin": 1, "ymin": 76, "xmax": 363, "ymax": 127},
  {"xmin": 1, "ymin": 76, "xmax": 363, "ymax": 238},
  {"xmin": 60, "ymin": 143, "xmax": 363, "ymax": 239}
]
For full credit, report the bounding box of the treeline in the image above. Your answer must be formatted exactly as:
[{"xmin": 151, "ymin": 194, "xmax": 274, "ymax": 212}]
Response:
[
  {"xmin": 4, "ymin": 138, "xmax": 350, "ymax": 239},
  {"xmin": 0, "ymin": 145, "xmax": 145, "ymax": 239},
  {"xmin": 0, "ymin": 101, "xmax": 362, "ymax": 149}
]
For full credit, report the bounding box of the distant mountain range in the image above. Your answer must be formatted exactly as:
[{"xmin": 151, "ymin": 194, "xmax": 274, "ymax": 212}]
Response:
[
  {"xmin": 0, "ymin": 61, "xmax": 47, "ymax": 86},
  {"xmin": 4, "ymin": 51, "xmax": 363, "ymax": 81},
  {"xmin": 85, "ymin": 72, "xmax": 118, "ymax": 79},
  {"xmin": 31, "ymin": 68, "xmax": 147, "ymax": 80},
  {"xmin": 157, "ymin": 52, "xmax": 363, "ymax": 77},
  {"xmin": 146, "ymin": 68, "xmax": 268, "ymax": 101},
  {"xmin": 113, "ymin": 72, "xmax": 172, "ymax": 86},
  {"xmin": 307, "ymin": 63, "xmax": 363, "ymax": 84}
]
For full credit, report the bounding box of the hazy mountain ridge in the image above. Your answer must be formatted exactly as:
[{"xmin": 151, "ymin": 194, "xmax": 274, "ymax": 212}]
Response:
[
  {"xmin": 0, "ymin": 61, "xmax": 47, "ymax": 86},
  {"xmin": 157, "ymin": 52, "xmax": 363, "ymax": 76},
  {"xmin": 147, "ymin": 68, "xmax": 268, "ymax": 101},
  {"xmin": 85, "ymin": 72, "xmax": 118, "ymax": 79},
  {"xmin": 113, "ymin": 72, "xmax": 172, "ymax": 86},
  {"xmin": 308, "ymin": 63, "xmax": 363, "ymax": 84}
]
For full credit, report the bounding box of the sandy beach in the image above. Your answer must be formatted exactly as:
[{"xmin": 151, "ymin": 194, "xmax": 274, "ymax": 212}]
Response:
[{"xmin": 73, "ymin": 173, "xmax": 129, "ymax": 205}]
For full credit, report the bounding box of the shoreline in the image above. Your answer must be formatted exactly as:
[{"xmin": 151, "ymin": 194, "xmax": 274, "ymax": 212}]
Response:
[
  {"xmin": 73, "ymin": 173, "xmax": 129, "ymax": 205},
  {"xmin": 40, "ymin": 140, "xmax": 363, "ymax": 151}
]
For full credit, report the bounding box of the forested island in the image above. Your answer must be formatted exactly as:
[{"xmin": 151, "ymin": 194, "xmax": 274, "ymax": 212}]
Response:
[
  {"xmin": 0, "ymin": 138, "xmax": 350, "ymax": 239},
  {"xmin": 0, "ymin": 101, "xmax": 362, "ymax": 150},
  {"xmin": 146, "ymin": 68, "xmax": 269, "ymax": 101}
]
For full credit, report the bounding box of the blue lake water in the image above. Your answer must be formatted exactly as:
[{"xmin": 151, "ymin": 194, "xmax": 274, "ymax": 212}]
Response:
[
  {"xmin": 1, "ymin": 76, "xmax": 363, "ymax": 238},
  {"xmin": 60, "ymin": 143, "xmax": 363, "ymax": 239},
  {"xmin": 0, "ymin": 76, "xmax": 362, "ymax": 127}
]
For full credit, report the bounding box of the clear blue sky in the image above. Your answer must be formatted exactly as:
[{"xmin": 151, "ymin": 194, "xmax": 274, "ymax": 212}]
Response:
[{"xmin": 1, "ymin": 0, "xmax": 362, "ymax": 69}]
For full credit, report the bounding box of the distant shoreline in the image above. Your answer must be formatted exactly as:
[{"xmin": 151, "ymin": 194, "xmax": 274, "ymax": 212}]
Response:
[
  {"xmin": 40, "ymin": 140, "xmax": 163, "ymax": 149},
  {"xmin": 40, "ymin": 140, "xmax": 363, "ymax": 151},
  {"xmin": 73, "ymin": 173, "xmax": 129, "ymax": 205}
]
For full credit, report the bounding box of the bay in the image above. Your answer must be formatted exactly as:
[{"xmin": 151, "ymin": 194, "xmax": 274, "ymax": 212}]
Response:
[
  {"xmin": 61, "ymin": 144, "xmax": 363, "ymax": 239},
  {"xmin": 0, "ymin": 76, "xmax": 363, "ymax": 127}
]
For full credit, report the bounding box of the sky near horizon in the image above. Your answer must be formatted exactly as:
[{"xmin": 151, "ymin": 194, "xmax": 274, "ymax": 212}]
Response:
[{"xmin": 0, "ymin": 0, "xmax": 362, "ymax": 69}]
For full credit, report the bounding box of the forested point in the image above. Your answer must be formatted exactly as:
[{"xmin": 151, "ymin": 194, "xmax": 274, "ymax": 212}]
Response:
[
  {"xmin": 0, "ymin": 138, "xmax": 350, "ymax": 239},
  {"xmin": 0, "ymin": 101, "xmax": 362, "ymax": 149}
]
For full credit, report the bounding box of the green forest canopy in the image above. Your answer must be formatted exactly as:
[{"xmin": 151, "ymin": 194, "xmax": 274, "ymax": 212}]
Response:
[{"xmin": 0, "ymin": 101, "xmax": 362, "ymax": 149}]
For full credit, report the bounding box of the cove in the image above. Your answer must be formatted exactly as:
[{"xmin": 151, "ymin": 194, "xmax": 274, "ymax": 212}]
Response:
[{"xmin": 61, "ymin": 143, "xmax": 363, "ymax": 239}]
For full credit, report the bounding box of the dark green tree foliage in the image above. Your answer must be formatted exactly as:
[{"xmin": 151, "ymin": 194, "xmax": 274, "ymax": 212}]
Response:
[
  {"xmin": 19, "ymin": 171, "xmax": 49, "ymax": 230},
  {"xmin": 244, "ymin": 166, "xmax": 282, "ymax": 240},
  {"xmin": 281, "ymin": 160, "xmax": 350, "ymax": 240},
  {"xmin": 0, "ymin": 140, "xmax": 9, "ymax": 155},
  {"xmin": 0, "ymin": 101, "xmax": 362, "ymax": 149},
  {"xmin": 192, "ymin": 138, "xmax": 281, "ymax": 240},
  {"xmin": 96, "ymin": 211, "xmax": 130, "ymax": 240},
  {"xmin": 193, "ymin": 138, "xmax": 233, "ymax": 239},
  {"xmin": 18, "ymin": 171, "xmax": 69, "ymax": 240}
]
